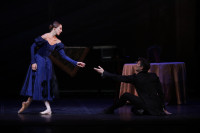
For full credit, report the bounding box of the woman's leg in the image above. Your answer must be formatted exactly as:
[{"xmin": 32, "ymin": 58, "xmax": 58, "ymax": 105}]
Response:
[
  {"xmin": 40, "ymin": 101, "xmax": 52, "ymax": 115},
  {"xmin": 18, "ymin": 97, "xmax": 32, "ymax": 114}
]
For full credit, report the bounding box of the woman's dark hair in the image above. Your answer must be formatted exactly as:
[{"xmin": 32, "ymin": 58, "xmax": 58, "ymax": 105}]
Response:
[
  {"xmin": 138, "ymin": 57, "xmax": 150, "ymax": 72},
  {"xmin": 49, "ymin": 21, "xmax": 61, "ymax": 31}
]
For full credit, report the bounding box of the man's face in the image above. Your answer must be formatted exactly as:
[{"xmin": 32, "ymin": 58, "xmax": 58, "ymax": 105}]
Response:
[{"xmin": 136, "ymin": 61, "xmax": 143, "ymax": 72}]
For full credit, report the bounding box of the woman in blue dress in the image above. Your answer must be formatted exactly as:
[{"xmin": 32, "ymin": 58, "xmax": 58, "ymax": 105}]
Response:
[{"xmin": 18, "ymin": 21, "xmax": 86, "ymax": 115}]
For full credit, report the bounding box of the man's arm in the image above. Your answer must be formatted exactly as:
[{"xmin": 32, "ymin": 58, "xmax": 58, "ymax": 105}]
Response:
[{"xmin": 94, "ymin": 66, "xmax": 135, "ymax": 83}]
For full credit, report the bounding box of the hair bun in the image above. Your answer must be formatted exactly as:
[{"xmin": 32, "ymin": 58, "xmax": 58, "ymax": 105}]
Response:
[
  {"xmin": 49, "ymin": 24, "xmax": 53, "ymax": 30},
  {"xmin": 49, "ymin": 21, "xmax": 61, "ymax": 31}
]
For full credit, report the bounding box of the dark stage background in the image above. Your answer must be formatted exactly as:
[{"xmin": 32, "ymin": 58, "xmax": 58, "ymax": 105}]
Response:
[{"xmin": 0, "ymin": 0, "xmax": 199, "ymax": 99}]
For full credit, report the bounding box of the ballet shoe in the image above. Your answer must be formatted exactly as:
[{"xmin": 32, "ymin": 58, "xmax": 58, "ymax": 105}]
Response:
[
  {"xmin": 40, "ymin": 110, "xmax": 52, "ymax": 115},
  {"xmin": 18, "ymin": 101, "xmax": 30, "ymax": 114}
]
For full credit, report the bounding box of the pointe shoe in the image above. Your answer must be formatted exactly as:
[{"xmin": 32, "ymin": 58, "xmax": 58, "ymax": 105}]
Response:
[
  {"xmin": 40, "ymin": 110, "xmax": 52, "ymax": 115},
  {"xmin": 18, "ymin": 101, "xmax": 30, "ymax": 114}
]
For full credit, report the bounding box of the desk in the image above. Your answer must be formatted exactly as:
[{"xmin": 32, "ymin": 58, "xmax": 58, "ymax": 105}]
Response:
[{"xmin": 119, "ymin": 62, "xmax": 187, "ymax": 104}]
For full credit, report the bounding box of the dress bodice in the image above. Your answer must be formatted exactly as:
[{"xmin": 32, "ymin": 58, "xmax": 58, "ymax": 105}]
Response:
[
  {"xmin": 31, "ymin": 36, "xmax": 77, "ymax": 66},
  {"xmin": 34, "ymin": 36, "xmax": 61, "ymax": 57}
]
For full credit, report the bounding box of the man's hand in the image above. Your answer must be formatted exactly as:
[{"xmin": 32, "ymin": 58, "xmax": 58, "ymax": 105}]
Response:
[{"xmin": 94, "ymin": 66, "xmax": 104, "ymax": 74}]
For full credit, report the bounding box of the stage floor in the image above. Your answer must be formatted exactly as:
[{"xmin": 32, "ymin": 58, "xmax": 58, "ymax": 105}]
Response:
[{"xmin": 1, "ymin": 97, "xmax": 200, "ymax": 133}]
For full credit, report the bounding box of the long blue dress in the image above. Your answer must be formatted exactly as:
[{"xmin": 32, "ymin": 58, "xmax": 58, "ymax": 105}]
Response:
[{"xmin": 20, "ymin": 36, "xmax": 77, "ymax": 101}]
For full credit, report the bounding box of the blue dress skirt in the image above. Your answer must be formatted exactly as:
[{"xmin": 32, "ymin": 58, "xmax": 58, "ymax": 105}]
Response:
[{"xmin": 20, "ymin": 36, "xmax": 77, "ymax": 101}]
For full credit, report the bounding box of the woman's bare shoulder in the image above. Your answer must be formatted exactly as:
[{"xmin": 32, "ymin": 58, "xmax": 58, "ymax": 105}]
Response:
[{"xmin": 41, "ymin": 33, "xmax": 50, "ymax": 39}]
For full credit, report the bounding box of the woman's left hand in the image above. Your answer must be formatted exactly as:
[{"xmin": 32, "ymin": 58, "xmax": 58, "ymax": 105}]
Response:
[{"xmin": 77, "ymin": 62, "xmax": 86, "ymax": 68}]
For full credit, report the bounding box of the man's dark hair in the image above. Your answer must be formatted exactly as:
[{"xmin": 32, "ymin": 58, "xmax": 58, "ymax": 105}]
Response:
[{"xmin": 138, "ymin": 57, "xmax": 150, "ymax": 72}]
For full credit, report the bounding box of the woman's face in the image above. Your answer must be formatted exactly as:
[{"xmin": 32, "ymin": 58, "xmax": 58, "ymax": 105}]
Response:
[{"xmin": 54, "ymin": 25, "xmax": 62, "ymax": 36}]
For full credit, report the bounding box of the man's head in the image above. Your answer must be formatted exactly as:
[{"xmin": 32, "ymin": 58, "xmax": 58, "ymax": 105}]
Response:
[{"xmin": 135, "ymin": 57, "xmax": 150, "ymax": 73}]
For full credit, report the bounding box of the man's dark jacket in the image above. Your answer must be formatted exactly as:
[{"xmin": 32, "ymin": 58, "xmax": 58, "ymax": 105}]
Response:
[{"xmin": 102, "ymin": 71, "xmax": 165, "ymax": 115}]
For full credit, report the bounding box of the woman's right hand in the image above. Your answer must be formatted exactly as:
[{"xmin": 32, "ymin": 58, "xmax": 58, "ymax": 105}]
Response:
[{"xmin": 32, "ymin": 63, "xmax": 37, "ymax": 71}]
